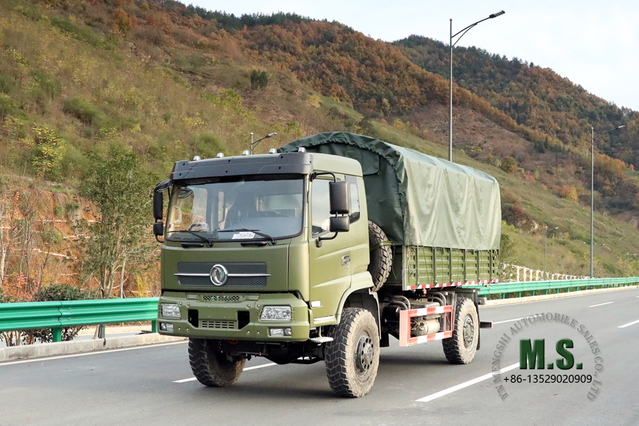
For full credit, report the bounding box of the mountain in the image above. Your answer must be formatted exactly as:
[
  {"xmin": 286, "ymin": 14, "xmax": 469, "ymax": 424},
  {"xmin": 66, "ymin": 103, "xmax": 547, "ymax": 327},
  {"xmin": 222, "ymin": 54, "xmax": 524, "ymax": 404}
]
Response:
[{"xmin": 1, "ymin": 0, "xmax": 638, "ymax": 300}]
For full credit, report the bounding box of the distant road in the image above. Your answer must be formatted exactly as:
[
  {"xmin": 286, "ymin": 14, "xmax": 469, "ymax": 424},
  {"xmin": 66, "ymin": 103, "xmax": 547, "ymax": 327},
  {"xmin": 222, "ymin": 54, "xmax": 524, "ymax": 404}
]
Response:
[{"xmin": 1, "ymin": 288, "xmax": 637, "ymax": 426}]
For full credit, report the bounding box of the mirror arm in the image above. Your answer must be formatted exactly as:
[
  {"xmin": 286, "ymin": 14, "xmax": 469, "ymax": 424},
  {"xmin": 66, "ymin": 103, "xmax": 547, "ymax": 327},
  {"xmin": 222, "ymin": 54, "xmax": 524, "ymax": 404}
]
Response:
[{"xmin": 316, "ymin": 232, "xmax": 338, "ymax": 248}]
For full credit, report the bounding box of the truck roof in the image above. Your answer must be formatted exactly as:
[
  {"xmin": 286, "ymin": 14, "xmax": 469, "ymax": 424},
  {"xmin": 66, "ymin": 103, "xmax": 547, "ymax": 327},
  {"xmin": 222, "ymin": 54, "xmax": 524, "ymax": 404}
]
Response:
[
  {"xmin": 280, "ymin": 132, "xmax": 501, "ymax": 250},
  {"xmin": 169, "ymin": 151, "xmax": 362, "ymax": 182},
  {"xmin": 169, "ymin": 152, "xmax": 314, "ymax": 181}
]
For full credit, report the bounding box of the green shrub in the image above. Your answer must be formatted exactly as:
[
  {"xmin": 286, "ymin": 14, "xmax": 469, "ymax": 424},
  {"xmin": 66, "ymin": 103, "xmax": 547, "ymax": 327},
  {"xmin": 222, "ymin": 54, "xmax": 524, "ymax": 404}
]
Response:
[
  {"xmin": 13, "ymin": 3, "xmax": 44, "ymax": 21},
  {"xmin": 30, "ymin": 124, "xmax": 66, "ymax": 180},
  {"xmin": 192, "ymin": 133, "xmax": 227, "ymax": 158},
  {"xmin": 53, "ymin": 204, "xmax": 65, "ymax": 218},
  {"xmin": 62, "ymin": 97, "xmax": 103, "ymax": 126},
  {"xmin": 500, "ymin": 156, "xmax": 518, "ymax": 174},
  {"xmin": 250, "ymin": 70, "xmax": 268, "ymax": 90},
  {"xmin": 60, "ymin": 144, "xmax": 89, "ymax": 179},
  {"xmin": 32, "ymin": 70, "xmax": 62, "ymax": 100},
  {"xmin": 28, "ymin": 284, "xmax": 91, "ymax": 343},
  {"xmin": 65, "ymin": 200, "xmax": 80, "ymax": 215},
  {"xmin": 50, "ymin": 16, "xmax": 105, "ymax": 48},
  {"xmin": 0, "ymin": 94, "xmax": 17, "ymax": 120},
  {"xmin": 0, "ymin": 74, "xmax": 17, "ymax": 94}
]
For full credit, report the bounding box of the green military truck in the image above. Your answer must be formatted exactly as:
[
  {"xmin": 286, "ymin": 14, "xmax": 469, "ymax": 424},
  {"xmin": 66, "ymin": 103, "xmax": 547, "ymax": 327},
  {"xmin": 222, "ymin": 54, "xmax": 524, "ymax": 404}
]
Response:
[{"xmin": 154, "ymin": 132, "xmax": 500, "ymax": 397}]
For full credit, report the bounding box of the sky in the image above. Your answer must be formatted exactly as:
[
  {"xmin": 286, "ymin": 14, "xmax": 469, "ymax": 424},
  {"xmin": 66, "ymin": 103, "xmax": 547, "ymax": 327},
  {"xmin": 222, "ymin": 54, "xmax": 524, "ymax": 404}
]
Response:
[{"xmin": 184, "ymin": 0, "xmax": 639, "ymax": 113}]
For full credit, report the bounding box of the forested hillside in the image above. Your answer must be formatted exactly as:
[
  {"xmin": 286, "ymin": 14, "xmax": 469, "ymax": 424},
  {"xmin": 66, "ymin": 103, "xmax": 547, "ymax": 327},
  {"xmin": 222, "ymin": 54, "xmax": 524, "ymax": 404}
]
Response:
[
  {"xmin": 1, "ymin": 0, "xmax": 639, "ymax": 306},
  {"xmin": 396, "ymin": 36, "xmax": 639, "ymax": 214}
]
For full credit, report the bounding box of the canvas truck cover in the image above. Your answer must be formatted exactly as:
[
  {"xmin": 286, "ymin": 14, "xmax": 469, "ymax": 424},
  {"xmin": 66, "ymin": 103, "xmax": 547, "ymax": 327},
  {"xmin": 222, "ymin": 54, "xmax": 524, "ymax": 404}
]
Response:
[{"xmin": 279, "ymin": 132, "xmax": 501, "ymax": 250}]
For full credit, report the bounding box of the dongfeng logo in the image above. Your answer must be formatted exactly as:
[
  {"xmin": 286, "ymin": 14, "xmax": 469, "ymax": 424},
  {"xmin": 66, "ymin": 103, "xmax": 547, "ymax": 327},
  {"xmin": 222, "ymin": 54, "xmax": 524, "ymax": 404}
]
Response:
[{"xmin": 210, "ymin": 264, "xmax": 228, "ymax": 286}]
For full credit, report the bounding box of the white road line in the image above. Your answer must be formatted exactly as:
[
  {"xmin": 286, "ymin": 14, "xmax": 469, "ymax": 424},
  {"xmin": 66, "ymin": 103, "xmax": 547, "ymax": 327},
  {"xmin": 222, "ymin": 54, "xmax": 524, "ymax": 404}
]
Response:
[
  {"xmin": 0, "ymin": 341, "xmax": 187, "ymax": 367},
  {"xmin": 619, "ymin": 319, "xmax": 639, "ymax": 329},
  {"xmin": 589, "ymin": 301, "xmax": 614, "ymax": 308},
  {"xmin": 492, "ymin": 318, "xmax": 523, "ymax": 325},
  {"xmin": 416, "ymin": 363, "xmax": 519, "ymax": 403},
  {"xmin": 174, "ymin": 362, "xmax": 276, "ymax": 383}
]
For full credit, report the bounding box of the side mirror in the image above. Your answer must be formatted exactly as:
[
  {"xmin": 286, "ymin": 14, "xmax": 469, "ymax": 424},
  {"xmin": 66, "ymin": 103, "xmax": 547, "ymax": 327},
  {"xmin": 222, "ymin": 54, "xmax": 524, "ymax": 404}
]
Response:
[
  {"xmin": 329, "ymin": 181, "xmax": 349, "ymax": 215},
  {"xmin": 330, "ymin": 216, "xmax": 349, "ymax": 233},
  {"xmin": 153, "ymin": 190, "xmax": 163, "ymax": 221},
  {"xmin": 153, "ymin": 221, "xmax": 164, "ymax": 236}
]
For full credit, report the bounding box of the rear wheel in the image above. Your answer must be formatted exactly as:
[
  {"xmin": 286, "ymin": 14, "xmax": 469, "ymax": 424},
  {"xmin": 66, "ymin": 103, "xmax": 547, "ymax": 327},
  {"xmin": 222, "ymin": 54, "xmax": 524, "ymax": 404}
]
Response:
[
  {"xmin": 442, "ymin": 298, "xmax": 479, "ymax": 364},
  {"xmin": 188, "ymin": 338, "xmax": 246, "ymax": 387},
  {"xmin": 325, "ymin": 308, "xmax": 380, "ymax": 397}
]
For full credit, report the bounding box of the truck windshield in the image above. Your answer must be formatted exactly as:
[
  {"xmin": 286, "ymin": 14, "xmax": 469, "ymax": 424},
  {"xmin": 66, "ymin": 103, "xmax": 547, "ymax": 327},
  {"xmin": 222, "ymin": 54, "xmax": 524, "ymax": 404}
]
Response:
[{"xmin": 166, "ymin": 177, "xmax": 304, "ymax": 242}]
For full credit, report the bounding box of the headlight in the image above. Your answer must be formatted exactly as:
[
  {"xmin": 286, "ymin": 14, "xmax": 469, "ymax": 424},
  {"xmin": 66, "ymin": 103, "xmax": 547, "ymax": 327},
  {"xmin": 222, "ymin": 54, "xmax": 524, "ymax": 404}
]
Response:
[
  {"xmin": 161, "ymin": 303, "xmax": 180, "ymax": 319},
  {"xmin": 260, "ymin": 306, "xmax": 292, "ymax": 321}
]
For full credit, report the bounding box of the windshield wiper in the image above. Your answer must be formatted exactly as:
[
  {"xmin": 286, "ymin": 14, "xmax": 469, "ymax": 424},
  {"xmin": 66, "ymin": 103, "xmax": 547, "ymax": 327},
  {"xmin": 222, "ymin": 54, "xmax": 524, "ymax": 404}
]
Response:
[
  {"xmin": 168, "ymin": 230, "xmax": 215, "ymax": 247},
  {"xmin": 218, "ymin": 228, "xmax": 276, "ymax": 245}
]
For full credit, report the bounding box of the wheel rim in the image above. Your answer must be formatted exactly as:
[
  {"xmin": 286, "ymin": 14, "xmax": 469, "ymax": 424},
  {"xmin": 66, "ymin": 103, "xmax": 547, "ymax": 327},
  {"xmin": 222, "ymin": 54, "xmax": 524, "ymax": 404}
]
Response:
[
  {"xmin": 355, "ymin": 334, "xmax": 374, "ymax": 374},
  {"xmin": 462, "ymin": 315, "xmax": 475, "ymax": 349}
]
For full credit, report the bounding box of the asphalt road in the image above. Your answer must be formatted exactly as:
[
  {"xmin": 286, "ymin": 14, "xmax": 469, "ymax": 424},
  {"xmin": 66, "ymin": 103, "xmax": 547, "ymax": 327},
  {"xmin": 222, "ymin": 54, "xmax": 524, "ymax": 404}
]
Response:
[{"xmin": 1, "ymin": 288, "xmax": 638, "ymax": 426}]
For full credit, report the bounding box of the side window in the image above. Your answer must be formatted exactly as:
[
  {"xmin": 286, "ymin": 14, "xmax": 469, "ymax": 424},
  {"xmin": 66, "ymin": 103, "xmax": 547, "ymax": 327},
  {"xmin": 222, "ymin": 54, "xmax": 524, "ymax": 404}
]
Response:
[
  {"xmin": 311, "ymin": 179, "xmax": 331, "ymax": 236},
  {"xmin": 346, "ymin": 175, "xmax": 360, "ymax": 223}
]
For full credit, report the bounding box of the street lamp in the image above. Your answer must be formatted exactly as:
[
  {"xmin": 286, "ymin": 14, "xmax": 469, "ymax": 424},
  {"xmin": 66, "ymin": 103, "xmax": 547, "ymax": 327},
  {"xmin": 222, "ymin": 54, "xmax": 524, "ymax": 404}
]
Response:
[
  {"xmin": 449, "ymin": 10, "xmax": 505, "ymax": 162},
  {"xmin": 544, "ymin": 227, "xmax": 559, "ymax": 280},
  {"xmin": 249, "ymin": 132, "xmax": 277, "ymax": 155},
  {"xmin": 590, "ymin": 125, "xmax": 624, "ymax": 278}
]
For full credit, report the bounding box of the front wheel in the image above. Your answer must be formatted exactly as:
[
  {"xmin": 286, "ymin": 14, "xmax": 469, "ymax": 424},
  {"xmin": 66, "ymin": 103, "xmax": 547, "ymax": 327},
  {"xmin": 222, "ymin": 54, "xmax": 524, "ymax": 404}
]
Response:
[
  {"xmin": 325, "ymin": 308, "xmax": 380, "ymax": 397},
  {"xmin": 442, "ymin": 298, "xmax": 479, "ymax": 364},
  {"xmin": 188, "ymin": 338, "xmax": 246, "ymax": 387}
]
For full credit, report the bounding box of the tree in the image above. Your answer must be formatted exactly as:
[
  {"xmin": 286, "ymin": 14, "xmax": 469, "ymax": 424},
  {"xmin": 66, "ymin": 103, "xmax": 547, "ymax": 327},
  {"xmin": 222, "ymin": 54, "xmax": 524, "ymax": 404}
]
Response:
[
  {"xmin": 500, "ymin": 156, "xmax": 518, "ymax": 174},
  {"xmin": 498, "ymin": 233, "xmax": 517, "ymax": 284},
  {"xmin": 250, "ymin": 70, "xmax": 268, "ymax": 90},
  {"xmin": 77, "ymin": 147, "xmax": 154, "ymax": 299},
  {"xmin": 28, "ymin": 284, "xmax": 91, "ymax": 343}
]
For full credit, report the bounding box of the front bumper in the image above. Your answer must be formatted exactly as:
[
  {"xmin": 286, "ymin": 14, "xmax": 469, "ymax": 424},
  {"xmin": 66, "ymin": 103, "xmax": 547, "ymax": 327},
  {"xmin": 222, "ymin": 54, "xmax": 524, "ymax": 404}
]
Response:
[{"xmin": 157, "ymin": 291, "xmax": 310, "ymax": 341}]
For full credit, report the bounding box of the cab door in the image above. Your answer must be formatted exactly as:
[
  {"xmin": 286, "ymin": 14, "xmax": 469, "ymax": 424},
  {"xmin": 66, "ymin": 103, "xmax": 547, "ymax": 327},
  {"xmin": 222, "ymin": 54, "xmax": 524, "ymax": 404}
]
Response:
[{"xmin": 308, "ymin": 177, "xmax": 352, "ymax": 325}]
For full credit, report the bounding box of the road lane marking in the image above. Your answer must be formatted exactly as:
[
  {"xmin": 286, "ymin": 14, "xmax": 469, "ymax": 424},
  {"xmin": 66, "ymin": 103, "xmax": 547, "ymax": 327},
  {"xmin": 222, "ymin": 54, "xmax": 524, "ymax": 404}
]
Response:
[
  {"xmin": 416, "ymin": 362, "xmax": 519, "ymax": 403},
  {"xmin": 619, "ymin": 319, "xmax": 639, "ymax": 329},
  {"xmin": 174, "ymin": 362, "xmax": 276, "ymax": 383},
  {"xmin": 0, "ymin": 341, "xmax": 187, "ymax": 367},
  {"xmin": 492, "ymin": 318, "xmax": 523, "ymax": 325},
  {"xmin": 589, "ymin": 302, "xmax": 614, "ymax": 308}
]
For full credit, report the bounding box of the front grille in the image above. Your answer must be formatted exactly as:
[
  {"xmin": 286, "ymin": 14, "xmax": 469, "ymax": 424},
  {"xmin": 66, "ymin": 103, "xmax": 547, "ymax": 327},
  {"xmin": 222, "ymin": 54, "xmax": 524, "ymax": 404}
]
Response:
[
  {"xmin": 176, "ymin": 262, "xmax": 268, "ymax": 288},
  {"xmin": 200, "ymin": 320, "xmax": 237, "ymax": 329},
  {"xmin": 201, "ymin": 295, "xmax": 242, "ymax": 302}
]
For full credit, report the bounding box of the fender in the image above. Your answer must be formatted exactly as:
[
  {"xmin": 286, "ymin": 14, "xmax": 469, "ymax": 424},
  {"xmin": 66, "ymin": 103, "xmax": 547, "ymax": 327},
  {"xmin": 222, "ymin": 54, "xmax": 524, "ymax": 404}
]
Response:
[{"xmin": 334, "ymin": 271, "xmax": 380, "ymax": 333}]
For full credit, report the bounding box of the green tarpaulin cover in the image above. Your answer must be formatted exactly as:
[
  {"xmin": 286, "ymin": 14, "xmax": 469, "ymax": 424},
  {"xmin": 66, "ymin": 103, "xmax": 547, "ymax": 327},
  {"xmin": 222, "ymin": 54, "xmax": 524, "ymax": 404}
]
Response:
[{"xmin": 280, "ymin": 132, "xmax": 501, "ymax": 250}]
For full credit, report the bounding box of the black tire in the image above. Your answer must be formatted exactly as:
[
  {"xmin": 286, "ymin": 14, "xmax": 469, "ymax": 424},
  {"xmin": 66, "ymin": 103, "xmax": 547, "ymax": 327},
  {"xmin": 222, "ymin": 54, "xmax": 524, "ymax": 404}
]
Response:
[
  {"xmin": 188, "ymin": 338, "xmax": 246, "ymax": 387},
  {"xmin": 325, "ymin": 308, "xmax": 380, "ymax": 398},
  {"xmin": 368, "ymin": 221, "xmax": 392, "ymax": 291},
  {"xmin": 442, "ymin": 298, "xmax": 479, "ymax": 364}
]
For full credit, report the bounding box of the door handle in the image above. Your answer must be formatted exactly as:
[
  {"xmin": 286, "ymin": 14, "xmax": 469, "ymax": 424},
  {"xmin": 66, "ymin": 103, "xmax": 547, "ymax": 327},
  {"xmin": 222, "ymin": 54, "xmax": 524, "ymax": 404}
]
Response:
[{"xmin": 341, "ymin": 254, "xmax": 351, "ymax": 267}]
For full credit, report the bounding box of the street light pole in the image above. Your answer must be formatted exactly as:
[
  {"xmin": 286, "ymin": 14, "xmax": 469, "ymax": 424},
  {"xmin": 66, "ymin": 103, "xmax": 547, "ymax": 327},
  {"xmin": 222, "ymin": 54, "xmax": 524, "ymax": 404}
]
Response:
[
  {"xmin": 544, "ymin": 227, "xmax": 559, "ymax": 280},
  {"xmin": 590, "ymin": 126, "xmax": 594, "ymax": 278},
  {"xmin": 449, "ymin": 10, "xmax": 504, "ymax": 162},
  {"xmin": 590, "ymin": 125, "xmax": 624, "ymax": 278},
  {"xmin": 249, "ymin": 132, "xmax": 277, "ymax": 155}
]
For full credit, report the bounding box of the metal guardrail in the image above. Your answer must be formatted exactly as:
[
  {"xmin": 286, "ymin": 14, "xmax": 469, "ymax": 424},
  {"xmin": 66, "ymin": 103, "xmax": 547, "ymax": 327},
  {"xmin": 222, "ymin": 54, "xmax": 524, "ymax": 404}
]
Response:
[
  {"xmin": 0, "ymin": 298, "xmax": 159, "ymax": 342},
  {"xmin": 1, "ymin": 277, "xmax": 638, "ymax": 344},
  {"xmin": 471, "ymin": 277, "xmax": 639, "ymax": 297}
]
